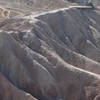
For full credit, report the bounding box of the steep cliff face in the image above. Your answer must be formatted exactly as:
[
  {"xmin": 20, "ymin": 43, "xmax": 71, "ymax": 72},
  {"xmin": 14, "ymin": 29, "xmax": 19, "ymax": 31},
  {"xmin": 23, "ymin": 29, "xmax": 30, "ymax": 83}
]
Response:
[{"xmin": 0, "ymin": 0, "xmax": 100, "ymax": 100}]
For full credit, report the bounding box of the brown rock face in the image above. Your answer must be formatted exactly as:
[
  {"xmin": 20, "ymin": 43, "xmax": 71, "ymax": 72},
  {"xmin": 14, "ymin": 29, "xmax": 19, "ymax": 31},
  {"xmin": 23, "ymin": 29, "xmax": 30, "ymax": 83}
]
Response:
[
  {"xmin": 94, "ymin": 95, "xmax": 100, "ymax": 100},
  {"xmin": 0, "ymin": 1, "xmax": 100, "ymax": 100}
]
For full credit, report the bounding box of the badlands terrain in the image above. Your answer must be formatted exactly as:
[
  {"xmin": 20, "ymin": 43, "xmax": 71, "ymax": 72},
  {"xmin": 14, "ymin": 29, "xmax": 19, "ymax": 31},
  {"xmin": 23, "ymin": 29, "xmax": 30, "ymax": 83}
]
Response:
[{"xmin": 0, "ymin": 0, "xmax": 100, "ymax": 100}]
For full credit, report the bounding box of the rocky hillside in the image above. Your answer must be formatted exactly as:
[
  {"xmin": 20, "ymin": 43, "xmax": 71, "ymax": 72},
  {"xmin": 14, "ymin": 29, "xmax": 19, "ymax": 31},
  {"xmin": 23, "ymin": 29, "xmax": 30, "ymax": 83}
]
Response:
[
  {"xmin": 0, "ymin": 0, "xmax": 100, "ymax": 100},
  {"xmin": 0, "ymin": 0, "xmax": 68, "ymax": 12}
]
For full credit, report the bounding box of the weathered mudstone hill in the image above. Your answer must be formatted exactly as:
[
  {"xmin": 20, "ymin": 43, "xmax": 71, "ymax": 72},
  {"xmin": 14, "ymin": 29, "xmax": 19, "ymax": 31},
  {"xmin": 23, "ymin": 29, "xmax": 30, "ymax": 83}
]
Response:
[
  {"xmin": 0, "ymin": 72, "xmax": 37, "ymax": 100},
  {"xmin": 0, "ymin": 2, "xmax": 100, "ymax": 100}
]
